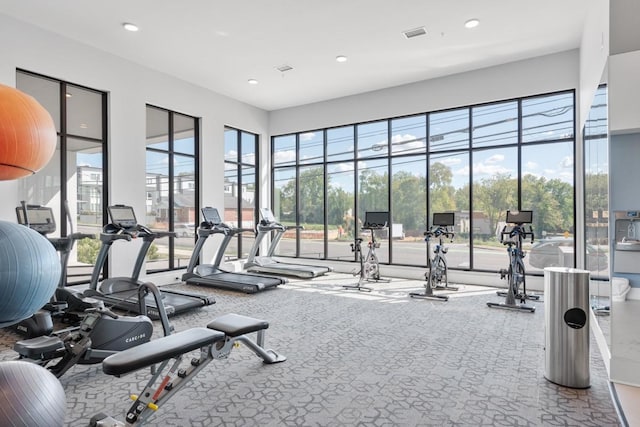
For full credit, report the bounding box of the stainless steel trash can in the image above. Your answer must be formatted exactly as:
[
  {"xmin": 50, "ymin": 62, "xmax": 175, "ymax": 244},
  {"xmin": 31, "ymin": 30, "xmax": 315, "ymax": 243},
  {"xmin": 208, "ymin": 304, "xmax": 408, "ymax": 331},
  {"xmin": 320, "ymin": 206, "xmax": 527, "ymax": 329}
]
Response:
[{"xmin": 544, "ymin": 267, "xmax": 590, "ymax": 388}]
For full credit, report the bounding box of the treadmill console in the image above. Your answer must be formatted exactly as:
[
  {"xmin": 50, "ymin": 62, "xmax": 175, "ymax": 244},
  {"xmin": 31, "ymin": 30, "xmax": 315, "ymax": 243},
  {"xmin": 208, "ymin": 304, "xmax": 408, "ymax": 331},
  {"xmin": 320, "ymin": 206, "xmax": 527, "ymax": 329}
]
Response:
[
  {"xmin": 363, "ymin": 211, "xmax": 389, "ymax": 229},
  {"xmin": 16, "ymin": 205, "xmax": 56, "ymax": 235},
  {"xmin": 260, "ymin": 208, "xmax": 277, "ymax": 224},
  {"xmin": 108, "ymin": 205, "xmax": 139, "ymax": 230},
  {"xmin": 201, "ymin": 207, "xmax": 222, "ymax": 225}
]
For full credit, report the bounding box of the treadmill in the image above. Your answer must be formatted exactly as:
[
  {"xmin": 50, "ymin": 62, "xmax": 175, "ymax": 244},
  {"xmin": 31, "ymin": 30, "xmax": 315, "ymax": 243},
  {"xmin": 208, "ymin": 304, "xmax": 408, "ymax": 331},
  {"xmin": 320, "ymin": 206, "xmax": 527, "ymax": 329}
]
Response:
[
  {"xmin": 244, "ymin": 208, "xmax": 332, "ymax": 279},
  {"xmin": 86, "ymin": 204, "xmax": 215, "ymax": 319},
  {"xmin": 182, "ymin": 207, "xmax": 287, "ymax": 293}
]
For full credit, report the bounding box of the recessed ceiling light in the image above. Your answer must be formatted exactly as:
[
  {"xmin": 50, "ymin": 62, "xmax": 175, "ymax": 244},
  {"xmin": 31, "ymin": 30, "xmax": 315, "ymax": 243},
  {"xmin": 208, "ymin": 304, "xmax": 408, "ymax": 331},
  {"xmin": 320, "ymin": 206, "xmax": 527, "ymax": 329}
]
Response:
[
  {"xmin": 336, "ymin": 55, "xmax": 348, "ymax": 63},
  {"xmin": 123, "ymin": 23, "xmax": 139, "ymax": 32},
  {"xmin": 248, "ymin": 79, "xmax": 258, "ymax": 85},
  {"xmin": 464, "ymin": 19, "xmax": 480, "ymax": 29}
]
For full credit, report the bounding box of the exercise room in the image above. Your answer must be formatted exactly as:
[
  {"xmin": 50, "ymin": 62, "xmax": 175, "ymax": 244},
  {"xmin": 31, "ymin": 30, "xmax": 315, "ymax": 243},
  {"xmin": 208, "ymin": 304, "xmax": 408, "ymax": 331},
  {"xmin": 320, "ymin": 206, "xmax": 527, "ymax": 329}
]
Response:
[{"xmin": 0, "ymin": 1, "xmax": 638, "ymax": 426}]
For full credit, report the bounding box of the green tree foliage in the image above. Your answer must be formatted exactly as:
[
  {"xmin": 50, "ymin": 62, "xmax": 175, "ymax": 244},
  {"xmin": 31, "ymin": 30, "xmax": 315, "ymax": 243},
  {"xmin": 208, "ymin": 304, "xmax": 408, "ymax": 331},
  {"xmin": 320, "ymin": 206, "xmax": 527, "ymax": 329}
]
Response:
[
  {"xmin": 77, "ymin": 237, "xmax": 101, "ymax": 264},
  {"xmin": 430, "ymin": 162, "xmax": 456, "ymax": 213},
  {"xmin": 473, "ymin": 173, "xmax": 517, "ymax": 235},
  {"xmin": 299, "ymin": 167, "xmax": 325, "ymax": 225},
  {"xmin": 358, "ymin": 168, "xmax": 389, "ymax": 217},
  {"xmin": 391, "ymin": 170, "xmax": 426, "ymax": 234},
  {"xmin": 274, "ymin": 161, "xmax": 575, "ymax": 240}
]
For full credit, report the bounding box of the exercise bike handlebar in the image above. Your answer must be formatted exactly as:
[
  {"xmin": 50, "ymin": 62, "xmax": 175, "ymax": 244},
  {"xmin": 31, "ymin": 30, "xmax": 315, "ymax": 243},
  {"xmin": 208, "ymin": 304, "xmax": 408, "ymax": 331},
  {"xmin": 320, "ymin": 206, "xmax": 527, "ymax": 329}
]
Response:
[
  {"xmin": 424, "ymin": 227, "xmax": 454, "ymax": 240},
  {"xmin": 501, "ymin": 224, "xmax": 534, "ymax": 245}
]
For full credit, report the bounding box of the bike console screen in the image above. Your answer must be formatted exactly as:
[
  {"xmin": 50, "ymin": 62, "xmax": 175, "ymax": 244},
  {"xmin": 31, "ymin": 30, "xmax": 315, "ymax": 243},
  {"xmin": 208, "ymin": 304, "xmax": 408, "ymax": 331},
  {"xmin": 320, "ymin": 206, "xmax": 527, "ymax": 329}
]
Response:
[
  {"xmin": 432, "ymin": 212, "xmax": 455, "ymax": 227},
  {"xmin": 363, "ymin": 211, "xmax": 389, "ymax": 229},
  {"xmin": 506, "ymin": 210, "xmax": 532, "ymax": 224}
]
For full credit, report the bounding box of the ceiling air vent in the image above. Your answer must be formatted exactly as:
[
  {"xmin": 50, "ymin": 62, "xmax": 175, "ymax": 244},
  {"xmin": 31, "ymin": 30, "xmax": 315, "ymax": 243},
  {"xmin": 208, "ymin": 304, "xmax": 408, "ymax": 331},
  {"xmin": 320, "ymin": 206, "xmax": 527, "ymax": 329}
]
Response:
[
  {"xmin": 402, "ymin": 27, "xmax": 427, "ymax": 39},
  {"xmin": 276, "ymin": 65, "xmax": 294, "ymax": 73}
]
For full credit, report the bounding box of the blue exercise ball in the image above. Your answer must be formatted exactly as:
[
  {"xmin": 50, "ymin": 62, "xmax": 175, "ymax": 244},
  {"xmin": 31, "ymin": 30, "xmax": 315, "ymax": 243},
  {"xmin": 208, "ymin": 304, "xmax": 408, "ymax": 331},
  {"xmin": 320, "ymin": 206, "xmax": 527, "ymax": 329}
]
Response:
[
  {"xmin": 0, "ymin": 361, "xmax": 66, "ymax": 426},
  {"xmin": 0, "ymin": 220, "xmax": 60, "ymax": 327}
]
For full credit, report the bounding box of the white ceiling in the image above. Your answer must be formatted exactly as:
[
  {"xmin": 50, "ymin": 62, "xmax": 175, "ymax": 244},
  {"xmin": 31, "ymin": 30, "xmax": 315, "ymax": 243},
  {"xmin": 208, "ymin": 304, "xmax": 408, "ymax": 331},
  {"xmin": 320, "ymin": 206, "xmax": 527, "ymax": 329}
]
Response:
[{"xmin": 0, "ymin": 0, "xmax": 587, "ymax": 111}]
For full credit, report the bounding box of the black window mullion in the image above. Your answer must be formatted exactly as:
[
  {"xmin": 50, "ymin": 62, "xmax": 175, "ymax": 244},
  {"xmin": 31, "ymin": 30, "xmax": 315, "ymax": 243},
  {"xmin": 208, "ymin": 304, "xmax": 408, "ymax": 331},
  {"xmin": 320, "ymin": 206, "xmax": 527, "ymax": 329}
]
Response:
[
  {"xmin": 59, "ymin": 82, "xmax": 68, "ymax": 235},
  {"xmin": 236, "ymin": 129, "xmax": 242, "ymax": 259},
  {"xmin": 167, "ymin": 112, "xmax": 175, "ymax": 269}
]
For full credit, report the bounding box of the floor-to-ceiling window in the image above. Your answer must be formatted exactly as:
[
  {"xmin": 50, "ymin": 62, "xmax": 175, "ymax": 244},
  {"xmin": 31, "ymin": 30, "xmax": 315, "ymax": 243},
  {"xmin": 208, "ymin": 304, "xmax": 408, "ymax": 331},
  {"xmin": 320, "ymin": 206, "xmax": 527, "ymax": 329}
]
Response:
[
  {"xmin": 224, "ymin": 127, "xmax": 258, "ymax": 260},
  {"xmin": 584, "ymin": 85, "xmax": 609, "ymax": 279},
  {"xmin": 16, "ymin": 69, "xmax": 107, "ymax": 285},
  {"xmin": 271, "ymin": 90, "xmax": 576, "ymax": 274},
  {"xmin": 145, "ymin": 105, "xmax": 198, "ymax": 272}
]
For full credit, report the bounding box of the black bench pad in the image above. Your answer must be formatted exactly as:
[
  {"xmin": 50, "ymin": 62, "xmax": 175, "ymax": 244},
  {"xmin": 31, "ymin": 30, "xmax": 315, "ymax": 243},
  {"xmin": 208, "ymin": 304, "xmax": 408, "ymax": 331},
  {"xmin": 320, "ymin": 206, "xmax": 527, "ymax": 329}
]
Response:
[
  {"xmin": 102, "ymin": 328, "xmax": 224, "ymax": 376},
  {"xmin": 14, "ymin": 335, "xmax": 64, "ymax": 359},
  {"xmin": 206, "ymin": 313, "xmax": 268, "ymax": 337}
]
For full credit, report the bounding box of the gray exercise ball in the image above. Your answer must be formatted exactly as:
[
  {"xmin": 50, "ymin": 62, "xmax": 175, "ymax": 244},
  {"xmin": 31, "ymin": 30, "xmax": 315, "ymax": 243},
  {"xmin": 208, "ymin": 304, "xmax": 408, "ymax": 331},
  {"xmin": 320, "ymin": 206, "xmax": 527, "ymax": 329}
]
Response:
[{"xmin": 0, "ymin": 361, "xmax": 66, "ymax": 426}]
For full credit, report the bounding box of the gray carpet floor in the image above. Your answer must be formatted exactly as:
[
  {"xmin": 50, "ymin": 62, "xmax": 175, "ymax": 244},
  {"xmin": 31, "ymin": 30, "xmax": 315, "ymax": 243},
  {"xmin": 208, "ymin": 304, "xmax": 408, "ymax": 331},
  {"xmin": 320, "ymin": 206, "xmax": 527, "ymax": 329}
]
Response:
[{"xmin": 0, "ymin": 273, "xmax": 621, "ymax": 426}]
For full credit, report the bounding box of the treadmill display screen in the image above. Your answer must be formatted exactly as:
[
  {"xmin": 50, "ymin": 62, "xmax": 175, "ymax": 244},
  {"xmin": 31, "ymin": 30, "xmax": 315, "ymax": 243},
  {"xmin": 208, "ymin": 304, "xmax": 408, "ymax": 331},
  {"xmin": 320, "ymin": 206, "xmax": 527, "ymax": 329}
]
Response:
[
  {"xmin": 15, "ymin": 206, "xmax": 56, "ymax": 234},
  {"xmin": 108, "ymin": 205, "xmax": 138, "ymax": 229},
  {"xmin": 202, "ymin": 207, "xmax": 221, "ymax": 225},
  {"xmin": 432, "ymin": 212, "xmax": 455, "ymax": 227},
  {"xmin": 260, "ymin": 208, "xmax": 277, "ymax": 223},
  {"xmin": 363, "ymin": 211, "xmax": 389, "ymax": 229},
  {"xmin": 506, "ymin": 210, "xmax": 532, "ymax": 224}
]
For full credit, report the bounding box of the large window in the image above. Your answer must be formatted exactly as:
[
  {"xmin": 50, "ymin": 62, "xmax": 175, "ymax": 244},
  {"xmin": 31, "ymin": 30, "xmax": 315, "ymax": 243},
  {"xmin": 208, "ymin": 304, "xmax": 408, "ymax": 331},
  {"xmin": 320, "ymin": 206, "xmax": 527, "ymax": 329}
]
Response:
[
  {"xmin": 145, "ymin": 106, "xmax": 198, "ymax": 272},
  {"xmin": 271, "ymin": 91, "xmax": 576, "ymax": 274},
  {"xmin": 224, "ymin": 127, "xmax": 258, "ymax": 260},
  {"xmin": 16, "ymin": 70, "xmax": 107, "ymax": 285},
  {"xmin": 584, "ymin": 86, "xmax": 609, "ymax": 279}
]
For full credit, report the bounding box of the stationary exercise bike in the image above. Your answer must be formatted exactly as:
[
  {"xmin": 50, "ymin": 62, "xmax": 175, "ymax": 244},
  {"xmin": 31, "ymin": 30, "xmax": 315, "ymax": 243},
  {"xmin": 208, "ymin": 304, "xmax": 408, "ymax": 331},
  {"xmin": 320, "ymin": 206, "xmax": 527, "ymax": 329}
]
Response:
[
  {"xmin": 487, "ymin": 210, "xmax": 536, "ymax": 313},
  {"xmin": 343, "ymin": 211, "xmax": 390, "ymax": 292},
  {"xmin": 13, "ymin": 282, "xmax": 172, "ymax": 378},
  {"xmin": 410, "ymin": 212, "xmax": 457, "ymax": 302}
]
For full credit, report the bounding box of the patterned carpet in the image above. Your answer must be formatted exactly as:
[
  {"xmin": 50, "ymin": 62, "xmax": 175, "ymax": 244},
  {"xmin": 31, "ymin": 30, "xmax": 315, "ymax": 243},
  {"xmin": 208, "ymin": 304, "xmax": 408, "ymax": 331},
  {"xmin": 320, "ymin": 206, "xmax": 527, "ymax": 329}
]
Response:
[{"xmin": 0, "ymin": 273, "xmax": 620, "ymax": 426}]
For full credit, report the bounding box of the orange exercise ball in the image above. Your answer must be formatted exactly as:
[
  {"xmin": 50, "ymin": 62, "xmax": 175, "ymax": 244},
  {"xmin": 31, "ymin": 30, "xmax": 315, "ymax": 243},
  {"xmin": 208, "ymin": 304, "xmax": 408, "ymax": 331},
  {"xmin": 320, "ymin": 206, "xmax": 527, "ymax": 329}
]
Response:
[{"xmin": 0, "ymin": 83, "xmax": 56, "ymax": 181}]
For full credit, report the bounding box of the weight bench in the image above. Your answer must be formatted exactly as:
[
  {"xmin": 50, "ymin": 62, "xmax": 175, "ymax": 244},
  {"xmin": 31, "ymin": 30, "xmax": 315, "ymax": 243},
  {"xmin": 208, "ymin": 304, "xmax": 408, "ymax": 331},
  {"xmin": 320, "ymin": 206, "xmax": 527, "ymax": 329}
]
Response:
[{"xmin": 91, "ymin": 313, "xmax": 286, "ymax": 426}]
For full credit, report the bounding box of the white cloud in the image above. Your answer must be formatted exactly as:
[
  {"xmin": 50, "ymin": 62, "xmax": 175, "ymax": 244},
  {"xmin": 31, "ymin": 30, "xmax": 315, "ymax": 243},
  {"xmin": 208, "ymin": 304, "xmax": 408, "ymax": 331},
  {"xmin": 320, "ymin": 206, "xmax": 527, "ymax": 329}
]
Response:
[
  {"xmin": 473, "ymin": 162, "xmax": 512, "ymax": 175},
  {"xmin": 390, "ymin": 134, "xmax": 426, "ymax": 153},
  {"xmin": 485, "ymin": 154, "xmax": 504, "ymax": 164},
  {"xmin": 241, "ymin": 153, "xmax": 256, "ymax": 164},
  {"xmin": 438, "ymin": 157, "xmax": 462, "ymax": 166},
  {"xmin": 525, "ymin": 161, "xmax": 538, "ymax": 170},
  {"xmin": 273, "ymin": 150, "xmax": 296, "ymax": 163},
  {"xmin": 300, "ymin": 132, "xmax": 316, "ymax": 141},
  {"xmin": 329, "ymin": 163, "xmax": 355, "ymax": 173},
  {"xmin": 560, "ymin": 156, "xmax": 573, "ymax": 168}
]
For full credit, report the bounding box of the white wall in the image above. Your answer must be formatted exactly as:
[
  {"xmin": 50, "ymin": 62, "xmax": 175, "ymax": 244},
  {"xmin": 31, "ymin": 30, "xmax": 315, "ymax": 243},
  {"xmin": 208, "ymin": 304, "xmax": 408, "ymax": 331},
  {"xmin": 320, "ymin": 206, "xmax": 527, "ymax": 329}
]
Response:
[
  {"xmin": 579, "ymin": 0, "xmax": 610, "ymax": 130},
  {"xmin": 269, "ymin": 50, "xmax": 580, "ymax": 135},
  {"xmin": 608, "ymin": 50, "xmax": 640, "ymax": 134},
  {"xmin": 0, "ymin": 14, "xmax": 269, "ymax": 276}
]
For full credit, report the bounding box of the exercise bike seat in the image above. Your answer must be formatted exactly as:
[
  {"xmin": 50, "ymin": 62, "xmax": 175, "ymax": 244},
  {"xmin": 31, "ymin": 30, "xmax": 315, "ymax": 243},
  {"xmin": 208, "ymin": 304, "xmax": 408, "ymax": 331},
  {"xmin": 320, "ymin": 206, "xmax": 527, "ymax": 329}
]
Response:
[
  {"xmin": 14, "ymin": 335, "xmax": 65, "ymax": 359},
  {"xmin": 206, "ymin": 313, "xmax": 269, "ymax": 337},
  {"xmin": 102, "ymin": 328, "xmax": 225, "ymax": 377}
]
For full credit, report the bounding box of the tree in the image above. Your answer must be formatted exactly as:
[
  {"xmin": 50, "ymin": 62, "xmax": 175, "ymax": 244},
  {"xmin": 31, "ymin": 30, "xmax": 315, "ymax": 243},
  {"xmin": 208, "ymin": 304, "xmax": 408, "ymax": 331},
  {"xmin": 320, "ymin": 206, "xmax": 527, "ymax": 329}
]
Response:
[
  {"xmin": 391, "ymin": 170, "xmax": 426, "ymax": 234},
  {"xmin": 429, "ymin": 162, "xmax": 456, "ymax": 213},
  {"xmin": 358, "ymin": 168, "xmax": 388, "ymax": 218},
  {"xmin": 298, "ymin": 167, "xmax": 325, "ymax": 225},
  {"xmin": 473, "ymin": 173, "xmax": 517, "ymax": 237}
]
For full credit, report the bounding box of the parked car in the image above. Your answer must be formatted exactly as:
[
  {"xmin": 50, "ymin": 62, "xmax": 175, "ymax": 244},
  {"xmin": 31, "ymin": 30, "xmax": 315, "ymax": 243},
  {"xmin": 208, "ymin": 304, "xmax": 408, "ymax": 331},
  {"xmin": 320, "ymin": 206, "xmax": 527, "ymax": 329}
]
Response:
[
  {"xmin": 175, "ymin": 223, "xmax": 195, "ymax": 238},
  {"xmin": 528, "ymin": 238, "xmax": 608, "ymax": 271}
]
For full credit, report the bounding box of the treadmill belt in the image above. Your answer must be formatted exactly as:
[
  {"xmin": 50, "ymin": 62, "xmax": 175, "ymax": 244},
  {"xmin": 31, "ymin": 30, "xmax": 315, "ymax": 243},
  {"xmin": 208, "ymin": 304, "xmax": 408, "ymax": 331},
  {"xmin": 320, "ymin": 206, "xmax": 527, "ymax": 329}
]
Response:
[{"xmin": 186, "ymin": 272, "xmax": 282, "ymax": 294}]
